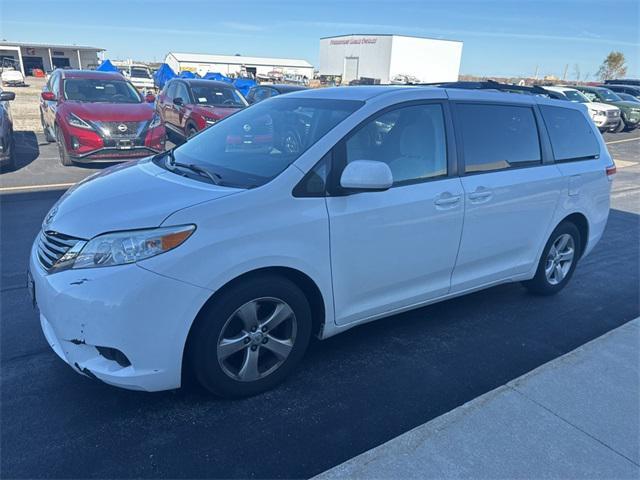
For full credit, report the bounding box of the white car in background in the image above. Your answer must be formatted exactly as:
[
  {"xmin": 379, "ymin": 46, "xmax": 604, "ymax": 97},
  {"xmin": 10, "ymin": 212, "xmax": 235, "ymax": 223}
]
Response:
[
  {"xmin": 543, "ymin": 86, "xmax": 620, "ymax": 132},
  {"xmin": 121, "ymin": 64, "xmax": 155, "ymax": 92}
]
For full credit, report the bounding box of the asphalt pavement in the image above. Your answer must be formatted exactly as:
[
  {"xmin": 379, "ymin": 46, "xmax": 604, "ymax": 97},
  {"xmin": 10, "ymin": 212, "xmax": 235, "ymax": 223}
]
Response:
[{"xmin": 1, "ymin": 130, "xmax": 639, "ymax": 478}]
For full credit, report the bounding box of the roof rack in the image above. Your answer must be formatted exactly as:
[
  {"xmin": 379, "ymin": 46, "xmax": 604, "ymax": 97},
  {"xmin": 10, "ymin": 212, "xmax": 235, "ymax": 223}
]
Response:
[{"xmin": 410, "ymin": 80, "xmax": 550, "ymax": 96}]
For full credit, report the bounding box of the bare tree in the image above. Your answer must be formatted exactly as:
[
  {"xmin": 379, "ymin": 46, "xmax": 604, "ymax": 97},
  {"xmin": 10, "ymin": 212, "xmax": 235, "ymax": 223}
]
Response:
[{"xmin": 596, "ymin": 51, "xmax": 627, "ymax": 81}]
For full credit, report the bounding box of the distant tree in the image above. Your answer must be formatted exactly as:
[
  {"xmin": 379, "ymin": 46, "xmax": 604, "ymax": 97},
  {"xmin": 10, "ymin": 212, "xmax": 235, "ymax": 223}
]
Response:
[{"xmin": 597, "ymin": 51, "xmax": 627, "ymax": 81}]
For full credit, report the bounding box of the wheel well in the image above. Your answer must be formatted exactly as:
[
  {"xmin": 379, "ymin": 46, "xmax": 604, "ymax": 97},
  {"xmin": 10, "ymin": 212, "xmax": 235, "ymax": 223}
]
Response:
[
  {"xmin": 181, "ymin": 267, "xmax": 326, "ymax": 382},
  {"xmin": 561, "ymin": 213, "xmax": 589, "ymax": 257}
]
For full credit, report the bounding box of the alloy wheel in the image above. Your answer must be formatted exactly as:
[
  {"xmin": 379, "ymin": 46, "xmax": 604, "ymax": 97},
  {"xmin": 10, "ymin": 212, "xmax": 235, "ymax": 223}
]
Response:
[
  {"xmin": 545, "ymin": 233, "xmax": 575, "ymax": 285},
  {"xmin": 217, "ymin": 297, "xmax": 297, "ymax": 382}
]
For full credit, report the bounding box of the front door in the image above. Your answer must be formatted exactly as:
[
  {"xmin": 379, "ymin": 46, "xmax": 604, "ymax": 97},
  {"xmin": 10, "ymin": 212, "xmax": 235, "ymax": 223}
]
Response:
[{"xmin": 327, "ymin": 103, "xmax": 465, "ymax": 325}]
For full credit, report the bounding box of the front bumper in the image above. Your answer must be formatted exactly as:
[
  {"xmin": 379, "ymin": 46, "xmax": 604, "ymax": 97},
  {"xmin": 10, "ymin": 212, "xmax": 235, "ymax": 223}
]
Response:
[{"xmin": 29, "ymin": 241, "xmax": 211, "ymax": 391}]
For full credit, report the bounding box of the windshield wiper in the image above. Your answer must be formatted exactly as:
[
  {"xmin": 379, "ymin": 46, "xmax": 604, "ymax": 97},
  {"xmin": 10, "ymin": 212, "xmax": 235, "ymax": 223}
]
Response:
[{"xmin": 164, "ymin": 150, "xmax": 223, "ymax": 185}]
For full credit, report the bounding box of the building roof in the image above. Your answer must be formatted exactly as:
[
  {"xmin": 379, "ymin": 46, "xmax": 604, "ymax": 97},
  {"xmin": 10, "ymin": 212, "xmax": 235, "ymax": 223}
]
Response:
[
  {"xmin": 319, "ymin": 33, "xmax": 463, "ymax": 44},
  {"xmin": 59, "ymin": 69, "xmax": 123, "ymax": 79},
  {"xmin": 166, "ymin": 52, "xmax": 313, "ymax": 69},
  {"xmin": 0, "ymin": 41, "xmax": 104, "ymax": 51}
]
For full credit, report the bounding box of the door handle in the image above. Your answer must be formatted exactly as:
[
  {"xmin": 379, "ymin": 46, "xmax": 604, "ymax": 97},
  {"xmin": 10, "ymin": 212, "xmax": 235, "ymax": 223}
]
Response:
[
  {"xmin": 468, "ymin": 187, "xmax": 493, "ymax": 203},
  {"xmin": 434, "ymin": 193, "xmax": 461, "ymax": 207}
]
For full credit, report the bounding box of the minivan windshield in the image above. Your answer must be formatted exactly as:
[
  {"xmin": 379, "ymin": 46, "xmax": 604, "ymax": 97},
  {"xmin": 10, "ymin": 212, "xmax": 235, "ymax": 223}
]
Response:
[
  {"xmin": 166, "ymin": 97, "xmax": 362, "ymax": 188},
  {"xmin": 63, "ymin": 78, "xmax": 142, "ymax": 103}
]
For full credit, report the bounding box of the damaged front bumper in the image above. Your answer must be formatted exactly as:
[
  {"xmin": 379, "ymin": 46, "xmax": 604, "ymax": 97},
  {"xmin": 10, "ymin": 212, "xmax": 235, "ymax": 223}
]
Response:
[{"xmin": 29, "ymin": 241, "xmax": 211, "ymax": 392}]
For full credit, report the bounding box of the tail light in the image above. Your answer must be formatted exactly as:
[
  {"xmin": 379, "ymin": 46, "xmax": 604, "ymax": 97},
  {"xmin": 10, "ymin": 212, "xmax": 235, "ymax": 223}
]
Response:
[{"xmin": 606, "ymin": 163, "xmax": 617, "ymax": 180}]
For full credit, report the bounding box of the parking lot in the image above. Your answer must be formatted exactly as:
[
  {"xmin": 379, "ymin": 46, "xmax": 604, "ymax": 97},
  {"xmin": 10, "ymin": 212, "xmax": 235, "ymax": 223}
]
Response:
[{"xmin": 1, "ymin": 128, "xmax": 639, "ymax": 477}]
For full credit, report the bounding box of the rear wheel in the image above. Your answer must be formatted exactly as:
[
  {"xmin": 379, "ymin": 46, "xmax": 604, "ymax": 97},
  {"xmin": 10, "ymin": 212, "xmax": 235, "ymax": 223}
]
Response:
[
  {"xmin": 523, "ymin": 222, "xmax": 581, "ymax": 296},
  {"xmin": 55, "ymin": 126, "xmax": 74, "ymax": 166},
  {"xmin": 187, "ymin": 274, "xmax": 312, "ymax": 397}
]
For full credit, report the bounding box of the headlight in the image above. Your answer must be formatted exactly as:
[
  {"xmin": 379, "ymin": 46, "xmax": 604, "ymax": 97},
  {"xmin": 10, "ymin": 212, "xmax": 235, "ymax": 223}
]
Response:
[
  {"xmin": 149, "ymin": 113, "xmax": 162, "ymax": 129},
  {"xmin": 53, "ymin": 225, "xmax": 195, "ymax": 271},
  {"xmin": 593, "ymin": 110, "xmax": 606, "ymax": 116},
  {"xmin": 67, "ymin": 113, "xmax": 93, "ymax": 130}
]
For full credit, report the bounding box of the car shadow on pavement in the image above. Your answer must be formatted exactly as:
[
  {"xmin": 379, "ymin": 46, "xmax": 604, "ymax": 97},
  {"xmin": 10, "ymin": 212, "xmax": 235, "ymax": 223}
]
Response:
[{"xmin": 6, "ymin": 131, "xmax": 39, "ymax": 172}]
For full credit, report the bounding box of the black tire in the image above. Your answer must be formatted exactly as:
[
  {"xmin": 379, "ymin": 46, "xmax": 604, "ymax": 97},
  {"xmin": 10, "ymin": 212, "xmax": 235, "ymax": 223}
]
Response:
[
  {"xmin": 523, "ymin": 222, "xmax": 581, "ymax": 296},
  {"xmin": 1, "ymin": 133, "xmax": 16, "ymax": 171},
  {"xmin": 186, "ymin": 124, "xmax": 198, "ymax": 139},
  {"xmin": 187, "ymin": 274, "xmax": 312, "ymax": 397},
  {"xmin": 614, "ymin": 120, "xmax": 626, "ymax": 133},
  {"xmin": 55, "ymin": 126, "xmax": 74, "ymax": 166}
]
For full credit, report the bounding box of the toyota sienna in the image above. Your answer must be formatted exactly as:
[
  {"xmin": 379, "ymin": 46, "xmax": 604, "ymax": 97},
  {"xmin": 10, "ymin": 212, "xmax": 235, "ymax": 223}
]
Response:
[{"xmin": 29, "ymin": 85, "xmax": 614, "ymax": 397}]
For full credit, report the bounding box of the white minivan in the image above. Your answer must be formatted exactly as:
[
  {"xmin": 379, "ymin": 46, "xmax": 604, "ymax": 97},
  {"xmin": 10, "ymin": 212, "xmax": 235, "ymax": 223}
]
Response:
[{"xmin": 29, "ymin": 85, "xmax": 614, "ymax": 397}]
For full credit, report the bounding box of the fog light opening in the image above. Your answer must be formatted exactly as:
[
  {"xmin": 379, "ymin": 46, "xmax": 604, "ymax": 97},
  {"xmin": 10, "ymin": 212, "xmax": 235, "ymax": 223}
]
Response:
[
  {"xmin": 95, "ymin": 346, "xmax": 131, "ymax": 367},
  {"xmin": 71, "ymin": 136, "xmax": 80, "ymax": 150}
]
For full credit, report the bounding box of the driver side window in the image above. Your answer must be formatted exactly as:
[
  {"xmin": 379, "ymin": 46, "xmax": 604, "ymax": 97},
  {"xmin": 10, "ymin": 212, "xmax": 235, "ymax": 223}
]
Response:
[{"xmin": 345, "ymin": 104, "xmax": 447, "ymax": 186}]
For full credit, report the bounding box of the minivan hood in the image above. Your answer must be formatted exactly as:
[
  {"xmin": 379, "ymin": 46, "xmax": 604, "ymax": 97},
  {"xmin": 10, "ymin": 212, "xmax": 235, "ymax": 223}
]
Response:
[
  {"xmin": 44, "ymin": 159, "xmax": 241, "ymax": 239},
  {"xmin": 62, "ymin": 101, "xmax": 155, "ymax": 122}
]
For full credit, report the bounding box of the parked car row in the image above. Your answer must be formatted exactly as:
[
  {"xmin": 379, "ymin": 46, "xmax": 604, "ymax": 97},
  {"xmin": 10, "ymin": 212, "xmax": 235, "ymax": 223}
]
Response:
[{"xmin": 2, "ymin": 67, "xmax": 631, "ymax": 170}]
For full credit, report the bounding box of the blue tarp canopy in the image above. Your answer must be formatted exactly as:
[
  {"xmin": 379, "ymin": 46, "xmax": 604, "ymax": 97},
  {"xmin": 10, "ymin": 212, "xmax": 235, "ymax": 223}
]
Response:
[
  {"xmin": 233, "ymin": 78, "xmax": 257, "ymax": 96},
  {"xmin": 178, "ymin": 70, "xmax": 197, "ymax": 79},
  {"xmin": 202, "ymin": 72, "xmax": 233, "ymax": 83},
  {"xmin": 153, "ymin": 63, "xmax": 176, "ymax": 89},
  {"xmin": 96, "ymin": 59, "xmax": 119, "ymax": 72}
]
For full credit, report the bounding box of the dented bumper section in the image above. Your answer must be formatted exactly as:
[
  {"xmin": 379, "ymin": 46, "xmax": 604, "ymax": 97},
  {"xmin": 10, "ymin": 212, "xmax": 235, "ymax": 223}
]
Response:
[{"xmin": 30, "ymin": 242, "xmax": 212, "ymax": 392}]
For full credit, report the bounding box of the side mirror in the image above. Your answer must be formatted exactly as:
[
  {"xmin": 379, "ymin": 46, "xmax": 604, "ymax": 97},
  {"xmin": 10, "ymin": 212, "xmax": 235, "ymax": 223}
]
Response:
[
  {"xmin": 0, "ymin": 91, "xmax": 16, "ymax": 101},
  {"xmin": 41, "ymin": 91, "xmax": 56, "ymax": 102},
  {"xmin": 145, "ymin": 93, "xmax": 156, "ymax": 103},
  {"xmin": 340, "ymin": 160, "xmax": 393, "ymax": 192},
  {"xmin": 173, "ymin": 97, "xmax": 184, "ymax": 106}
]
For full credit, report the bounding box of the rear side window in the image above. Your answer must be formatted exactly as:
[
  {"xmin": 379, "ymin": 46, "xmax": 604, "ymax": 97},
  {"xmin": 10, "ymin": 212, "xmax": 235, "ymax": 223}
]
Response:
[
  {"xmin": 540, "ymin": 105, "xmax": 600, "ymax": 161},
  {"xmin": 457, "ymin": 104, "xmax": 541, "ymax": 173}
]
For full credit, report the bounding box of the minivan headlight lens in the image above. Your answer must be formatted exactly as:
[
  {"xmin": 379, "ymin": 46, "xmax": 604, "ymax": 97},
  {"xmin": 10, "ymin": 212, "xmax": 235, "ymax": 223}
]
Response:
[
  {"xmin": 149, "ymin": 113, "xmax": 162, "ymax": 129},
  {"xmin": 63, "ymin": 225, "xmax": 195, "ymax": 270}
]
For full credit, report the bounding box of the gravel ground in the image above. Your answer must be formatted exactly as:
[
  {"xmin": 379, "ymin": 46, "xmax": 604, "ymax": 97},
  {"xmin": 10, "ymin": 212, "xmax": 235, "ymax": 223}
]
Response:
[{"xmin": 3, "ymin": 77, "xmax": 46, "ymax": 132}]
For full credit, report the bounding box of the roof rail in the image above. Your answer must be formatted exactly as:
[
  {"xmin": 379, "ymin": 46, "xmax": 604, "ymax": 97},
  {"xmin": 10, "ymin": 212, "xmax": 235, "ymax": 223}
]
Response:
[{"xmin": 411, "ymin": 80, "xmax": 550, "ymax": 96}]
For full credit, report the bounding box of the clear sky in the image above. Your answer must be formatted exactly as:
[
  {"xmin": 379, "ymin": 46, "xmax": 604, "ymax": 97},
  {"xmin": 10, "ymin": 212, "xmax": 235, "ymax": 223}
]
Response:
[{"xmin": 1, "ymin": 0, "xmax": 638, "ymax": 80}]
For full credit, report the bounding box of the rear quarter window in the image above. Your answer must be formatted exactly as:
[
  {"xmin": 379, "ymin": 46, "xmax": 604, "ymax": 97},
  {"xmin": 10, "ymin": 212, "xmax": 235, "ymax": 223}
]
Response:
[{"xmin": 540, "ymin": 105, "xmax": 600, "ymax": 162}]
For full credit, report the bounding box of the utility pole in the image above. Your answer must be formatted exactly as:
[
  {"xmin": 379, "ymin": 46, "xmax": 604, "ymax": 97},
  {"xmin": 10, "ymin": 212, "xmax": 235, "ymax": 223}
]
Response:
[
  {"xmin": 562, "ymin": 64, "xmax": 568, "ymax": 81},
  {"xmin": 534, "ymin": 65, "xmax": 539, "ymax": 81}
]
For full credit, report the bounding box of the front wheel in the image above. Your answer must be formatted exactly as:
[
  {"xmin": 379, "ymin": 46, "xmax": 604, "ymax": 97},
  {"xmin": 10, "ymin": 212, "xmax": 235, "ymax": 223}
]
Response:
[
  {"xmin": 187, "ymin": 275, "xmax": 312, "ymax": 397},
  {"xmin": 614, "ymin": 120, "xmax": 626, "ymax": 133},
  {"xmin": 55, "ymin": 126, "xmax": 73, "ymax": 166},
  {"xmin": 523, "ymin": 222, "xmax": 581, "ymax": 296}
]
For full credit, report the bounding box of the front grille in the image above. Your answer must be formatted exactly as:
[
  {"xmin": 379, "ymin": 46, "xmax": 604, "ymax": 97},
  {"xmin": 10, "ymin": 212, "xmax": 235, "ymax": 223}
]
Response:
[
  {"xmin": 96, "ymin": 121, "xmax": 146, "ymax": 138},
  {"xmin": 607, "ymin": 110, "xmax": 620, "ymax": 118},
  {"xmin": 37, "ymin": 231, "xmax": 82, "ymax": 271}
]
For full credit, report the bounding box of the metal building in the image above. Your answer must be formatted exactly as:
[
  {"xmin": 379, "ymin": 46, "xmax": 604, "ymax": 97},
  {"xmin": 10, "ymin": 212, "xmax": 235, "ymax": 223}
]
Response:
[
  {"xmin": 164, "ymin": 52, "xmax": 314, "ymax": 81},
  {"xmin": 0, "ymin": 41, "xmax": 104, "ymax": 75},
  {"xmin": 319, "ymin": 34, "xmax": 463, "ymax": 84}
]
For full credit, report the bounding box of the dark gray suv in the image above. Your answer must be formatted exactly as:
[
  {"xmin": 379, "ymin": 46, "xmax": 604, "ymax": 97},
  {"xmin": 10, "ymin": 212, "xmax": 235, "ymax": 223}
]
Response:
[{"xmin": 0, "ymin": 88, "xmax": 16, "ymax": 170}]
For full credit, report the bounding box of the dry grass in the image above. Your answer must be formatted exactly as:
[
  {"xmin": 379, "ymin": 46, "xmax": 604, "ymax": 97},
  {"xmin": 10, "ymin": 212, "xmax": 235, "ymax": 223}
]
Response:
[{"xmin": 3, "ymin": 77, "xmax": 47, "ymax": 132}]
